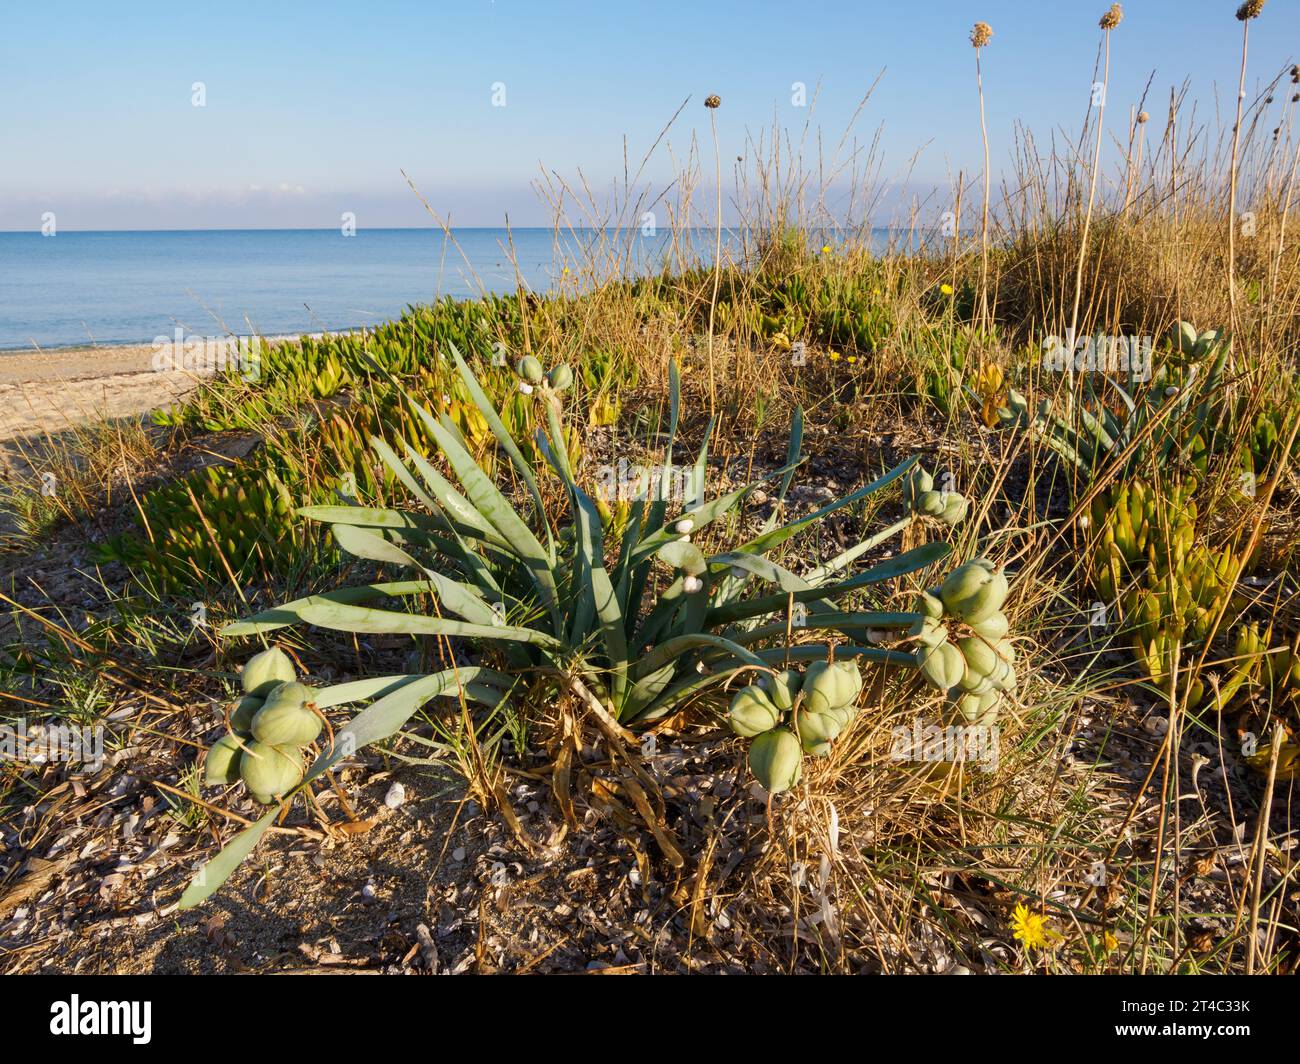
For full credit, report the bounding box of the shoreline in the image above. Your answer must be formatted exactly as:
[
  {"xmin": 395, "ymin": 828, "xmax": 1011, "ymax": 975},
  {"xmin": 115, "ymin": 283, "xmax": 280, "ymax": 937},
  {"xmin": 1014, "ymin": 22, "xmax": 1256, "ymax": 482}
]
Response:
[
  {"xmin": 0, "ymin": 342, "xmax": 208, "ymax": 443},
  {"xmin": 0, "ymin": 334, "xmax": 352, "ymax": 442}
]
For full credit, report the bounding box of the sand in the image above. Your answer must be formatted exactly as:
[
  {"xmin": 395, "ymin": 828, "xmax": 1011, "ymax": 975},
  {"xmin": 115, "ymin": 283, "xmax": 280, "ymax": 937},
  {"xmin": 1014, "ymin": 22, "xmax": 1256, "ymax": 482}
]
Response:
[{"xmin": 0, "ymin": 344, "xmax": 210, "ymax": 442}]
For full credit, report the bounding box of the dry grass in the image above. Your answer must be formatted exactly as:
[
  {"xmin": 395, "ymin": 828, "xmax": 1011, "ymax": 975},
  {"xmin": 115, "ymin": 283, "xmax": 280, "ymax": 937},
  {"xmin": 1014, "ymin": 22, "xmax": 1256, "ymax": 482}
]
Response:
[{"xmin": 3, "ymin": 12, "xmax": 1300, "ymax": 975}]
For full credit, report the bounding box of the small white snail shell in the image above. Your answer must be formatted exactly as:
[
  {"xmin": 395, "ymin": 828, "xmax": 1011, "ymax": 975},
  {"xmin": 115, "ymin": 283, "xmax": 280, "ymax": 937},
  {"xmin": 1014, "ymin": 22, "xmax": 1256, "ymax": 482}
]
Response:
[
  {"xmin": 683, "ymin": 575, "xmax": 704, "ymax": 593},
  {"xmin": 674, "ymin": 518, "xmax": 694, "ymax": 534},
  {"xmin": 518, "ymin": 381, "xmax": 534, "ymax": 394}
]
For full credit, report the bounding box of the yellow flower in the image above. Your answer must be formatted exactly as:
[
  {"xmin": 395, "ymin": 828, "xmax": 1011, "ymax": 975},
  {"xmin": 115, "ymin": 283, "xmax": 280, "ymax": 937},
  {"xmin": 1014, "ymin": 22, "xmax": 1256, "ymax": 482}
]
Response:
[
  {"xmin": 846, "ymin": 355, "xmax": 857, "ymax": 364},
  {"xmin": 940, "ymin": 283, "xmax": 954, "ymax": 296},
  {"xmin": 1011, "ymin": 902, "xmax": 1061, "ymax": 951},
  {"xmin": 1103, "ymin": 931, "xmax": 1119, "ymax": 953},
  {"xmin": 821, "ymin": 244, "xmax": 832, "ymax": 255},
  {"xmin": 562, "ymin": 266, "xmax": 571, "ymax": 276},
  {"xmin": 828, "ymin": 352, "xmax": 841, "ymax": 362}
]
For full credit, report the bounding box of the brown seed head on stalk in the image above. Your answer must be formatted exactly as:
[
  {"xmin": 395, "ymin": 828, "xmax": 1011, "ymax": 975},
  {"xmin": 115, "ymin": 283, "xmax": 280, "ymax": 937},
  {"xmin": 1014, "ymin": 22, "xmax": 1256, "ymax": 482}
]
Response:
[
  {"xmin": 970, "ymin": 22, "xmax": 992, "ymax": 48},
  {"xmin": 1137, "ymin": 110, "xmax": 1149, "ymax": 124},
  {"xmin": 704, "ymin": 94, "xmax": 721, "ymax": 109},
  {"xmin": 1100, "ymin": 3, "xmax": 1123, "ymax": 29},
  {"xmin": 1291, "ymin": 64, "xmax": 1299, "ymax": 83},
  {"xmin": 1235, "ymin": 0, "xmax": 1264, "ymax": 20}
]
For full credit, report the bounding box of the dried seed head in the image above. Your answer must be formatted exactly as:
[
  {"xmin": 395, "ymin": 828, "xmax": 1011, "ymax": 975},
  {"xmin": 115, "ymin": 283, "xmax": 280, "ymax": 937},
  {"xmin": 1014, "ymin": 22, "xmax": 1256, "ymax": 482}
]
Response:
[
  {"xmin": 704, "ymin": 94, "xmax": 721, "ymax": 109},
  {"xmin": 1137, "ymin": 110, "xmax": 1149, "ymax": 124},
  {"xmin": 1100, "ymin": 3, "xmax": 1123, "ymax": 29},
  {"xmin": 970, "ymin": 21, "xmax": 993, "ymax": 48},
  {"xmin": 1235, "ymin": 0, "xmax": 1264, "ymax": 20},
  {"xmin": 1291, "ymin": 64, "xmax": 1299, "ymax": 83}
]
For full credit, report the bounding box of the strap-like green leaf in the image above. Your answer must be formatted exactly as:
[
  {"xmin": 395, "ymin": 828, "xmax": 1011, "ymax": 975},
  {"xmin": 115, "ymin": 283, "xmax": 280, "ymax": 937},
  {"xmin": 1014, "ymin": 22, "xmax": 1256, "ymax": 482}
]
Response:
[
  {"xmin": 447, "ymin": 342, "xmax": 549, "ymax": 534},
  {"xmin": 178, "ymin": 809, "xmax": 278, "ymax": 910},
  {"xmin": 222, "ymin": 580, "xmax": 439, "ymax": 637},
  {"xmin": 706, "ymin": 541, "xmax": 950, "ymax": 625},
  {"xmin": 408, "ymin": 398, "xmax": 560, "ymax": 622},
  {"xmin": 294, "ymin": 598, "xmax": 563, "ymax": 649},
  {"xmin": 735, "ymin": 455, "xmax": 918, "ymax": 556},
  {"xmin": 631, "ymin": 632, "xmax": 765, "ymax": 682}
]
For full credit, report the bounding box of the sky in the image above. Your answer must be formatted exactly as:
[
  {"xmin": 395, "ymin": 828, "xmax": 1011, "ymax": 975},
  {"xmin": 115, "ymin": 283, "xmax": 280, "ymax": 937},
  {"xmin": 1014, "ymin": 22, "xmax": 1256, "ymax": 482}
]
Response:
[{"xmin": 2, "ymin": 0, "xmax": 1298, "ymax": 230}]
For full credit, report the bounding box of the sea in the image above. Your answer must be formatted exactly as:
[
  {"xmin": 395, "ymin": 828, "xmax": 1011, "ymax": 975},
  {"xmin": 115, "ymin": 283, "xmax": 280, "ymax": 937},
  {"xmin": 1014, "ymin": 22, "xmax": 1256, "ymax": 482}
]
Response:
[
  {"xmin": 0, "ymin": 226, "xmax": 923, "ymax": 352},
  {"xmin": 0, "ymin": 227, "xmax": 703, "ymax": 352}
]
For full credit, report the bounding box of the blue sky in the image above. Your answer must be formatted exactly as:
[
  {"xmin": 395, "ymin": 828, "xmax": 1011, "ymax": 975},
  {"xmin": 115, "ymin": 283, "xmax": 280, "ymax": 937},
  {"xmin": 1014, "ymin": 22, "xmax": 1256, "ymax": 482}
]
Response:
[{"xmin": 2, "ymin": 0, "xmax": 1297, "ymax": 229}]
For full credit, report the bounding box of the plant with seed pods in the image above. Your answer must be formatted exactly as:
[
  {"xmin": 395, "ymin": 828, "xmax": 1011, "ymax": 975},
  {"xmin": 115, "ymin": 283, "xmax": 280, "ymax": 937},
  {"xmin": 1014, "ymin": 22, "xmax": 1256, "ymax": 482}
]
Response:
[
  {"xmin": 901, "ymin": 464, "xmax": 970, "ymax": 527},
  {"xmin": 909, "ymin": 559, "xmax": 1017, "ymax": 727},
  {"xmin": 998, "ymin": 321, "xmax": 1232, "ymax": 482},
  {"xmin": 181, "ymin": 345, "xmax": 954, "ymax": 906}
]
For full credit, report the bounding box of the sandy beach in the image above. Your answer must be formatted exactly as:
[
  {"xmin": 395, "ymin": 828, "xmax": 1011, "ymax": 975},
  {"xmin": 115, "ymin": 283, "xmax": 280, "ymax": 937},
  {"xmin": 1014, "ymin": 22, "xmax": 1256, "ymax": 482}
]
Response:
[{"xmin": 0, "ymin": 343, "xmax": 213, "ymax": 442}]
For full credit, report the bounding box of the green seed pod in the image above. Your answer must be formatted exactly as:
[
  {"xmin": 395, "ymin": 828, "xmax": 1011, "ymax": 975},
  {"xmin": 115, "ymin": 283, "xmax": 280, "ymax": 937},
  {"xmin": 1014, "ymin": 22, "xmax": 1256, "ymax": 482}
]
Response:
[
  {"xmin": 252, "ymin": 700, "xmax": 323, "ymax": 748},
  {"xmin": 989, "ymin": 658, "xmax": 1017, "ymax": 693},
  {"xmin": 1170, "ymin": 320, "xmax": 1198, "ymax": 354},
  {"xmin": 239, "ymin": 742, "xmax": 304, "ymax": 804},
  {"xmin": 918, "ymin": 490, "xmax": 945, "ymax": 516},
  {"xmin": 940, "ymin": 492, "xmax": 969, "ymax": 526},
  {"xmin": 259, "ymin": 680, "xmax": 313, "ymax": 712},
  {"xmin": 517, "ymin": 356, "xmax": 544, "ymax": 384},
  {"xmin": 204, "ymin": 733, "xmax": 245, "ymax": 786},
  {"xmin": 727, "ymin": 685, "xmax": 781, "ymax": 738},
  {"xmin": 940, "ymin": 560, "xmax": 1008, "ymax": 623},
  {"xmin": 902, "ymin": 466, "xmax": 930, "ymax": 510},
  {"xmin": 969, "ymin": 611, "xmax": 1009, "ymax": 640},
  {"xmin": 917, "ymin": 641, "xmax": 966, "ymax": 691},
  {"xmin": 230, "ymin": 695, "xmax": 263, "ymax": 734},
  {"xmin": 909, "ymin": 615, "xmax": 949, "ymax": 648},
  {"xmin": 748, "ymin": 728, "xmax": 803, "ymax": 793},
  {"xmin": 1193, "ymin": 329, "xmax": 1222, "ymax": 359},
  {"xmin": 804, "ymin": 660, "xmax": 862, "ymax": 714},
  {"xmin": 955, "ymin": 669, "xmax": 996, "ymax": 695},
  {"xmin": 939, "ymin": 561, "xmax": 987, "ymax": 608},
  {"xmin": 759, "ymin": 668, "xmax": 803, "ymax": 711},
  {"xmin": 953, "ymin": 689, "xmax": 1000, "ymax": 725},
  {"xmin": 917, "ymin": 591, "xmax": 945, "ymax": 621},
  {"xmin": 240, "ymin": 646, "xmax": 296, "ymax": 696},
  {"xmin": 547, "ymin": 363, "xmax": 574, "ymax": 390},
  {"xmin": 796, "ymin": 707, "xmax": 842, "ymax": 757},
  {"xmin": 956, "ymin": 636, "xmax": 1004, "ymax": 679}
]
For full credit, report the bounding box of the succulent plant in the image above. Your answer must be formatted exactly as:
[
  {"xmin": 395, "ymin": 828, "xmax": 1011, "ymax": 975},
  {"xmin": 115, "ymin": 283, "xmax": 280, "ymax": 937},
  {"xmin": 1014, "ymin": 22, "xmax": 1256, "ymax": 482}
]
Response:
[
  {"xmin": 1085, "ymin": 476, "xmax": 1260, "ymax": 710},
  {"xmin": 998, "ymin": 321, "xmax": 1233, "ymax": 483}
]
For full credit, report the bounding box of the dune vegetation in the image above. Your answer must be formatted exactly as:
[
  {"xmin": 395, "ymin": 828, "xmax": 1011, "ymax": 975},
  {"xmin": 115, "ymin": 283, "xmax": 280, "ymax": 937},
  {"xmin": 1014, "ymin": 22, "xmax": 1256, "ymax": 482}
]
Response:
[{"xmin": 2, "ymin": 3, "xmax": 1299, "ymax": 974}]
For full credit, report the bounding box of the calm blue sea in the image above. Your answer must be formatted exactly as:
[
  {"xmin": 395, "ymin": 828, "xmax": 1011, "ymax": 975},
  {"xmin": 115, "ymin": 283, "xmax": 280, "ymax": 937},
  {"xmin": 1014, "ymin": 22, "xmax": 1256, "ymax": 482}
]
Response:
[
  {"xmin": 0, "ymin": 228, "xmax": 702, "ymax": 352},
  {"xmin": 0, "ymin": 226, "xmax": 918, "ymax": 352}
]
